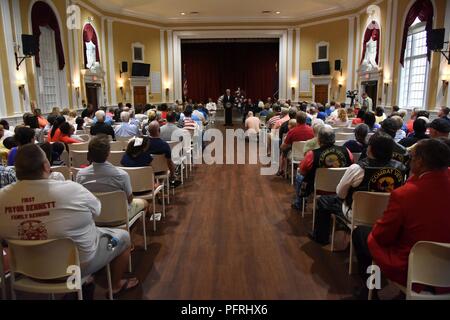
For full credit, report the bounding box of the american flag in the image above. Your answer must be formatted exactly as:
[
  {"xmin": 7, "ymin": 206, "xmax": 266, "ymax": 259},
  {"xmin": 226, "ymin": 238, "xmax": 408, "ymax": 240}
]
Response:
[{"xmin": 183, "ymin": 64, "xmax": 188, "ymax": 100}]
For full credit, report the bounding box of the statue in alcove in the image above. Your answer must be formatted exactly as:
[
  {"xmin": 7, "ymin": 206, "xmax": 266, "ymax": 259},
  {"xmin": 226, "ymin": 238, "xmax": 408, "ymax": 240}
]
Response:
[{"xmin": 361, "ymin": 29, "xmax": 379, "ymax": 72}]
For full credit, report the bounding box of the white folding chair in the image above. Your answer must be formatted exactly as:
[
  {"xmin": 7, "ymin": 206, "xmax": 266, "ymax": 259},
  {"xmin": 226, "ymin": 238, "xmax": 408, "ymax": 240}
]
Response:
[
  {"xmin": 120, "ymin": 167, "xmax": 164, "ymax": 232},
  {"xmin": 334, "ymin": 140, "xmax": 346, "ymax": 147},
  {"xmin": 151, "ymin": 154, "xmax": 172, "ymax": 205},
  {"xmin": 70, "ymin": 167, "xmax": 81, "ymax": 181},
  {"xmin": 168, "ymin": 140, "xmax": 185, "ymax": 186},
  {"xmin": 51, "ymin": 166, "xmax": 71, "ymax": 180},
  {"xmin": 94, "ymin": 191, "xmax": 146, "ymax": 273},
  {"xmin": 311, "ymin": 168, "xmax": 348, "ymax": 226},
  {"xmin": 109, "ymin": 141, "xmax": 124, "ymax": 152},
  {"xmin": 76, "ymin": 134, "xmax": 91, "ymax": 142},
  {"xmin": 369, "ymin": 241, "xmax": 450, "ymax": 300},
  {"xmin": 7, "ymin": 238, "xmax": 112, "ymax": 300},
  {"xmin": 289, "ymin": 141, "xmax": 306, "ymax": 186},
  {"xmin": 68, "ymin": 142, "xmax": 89, "ymax": 152},
  {"xmin": 335, "ymin": 132, "xmax": 355, "ymax": 141},
  {"xmin": 108, "ymin": 151, "xmax": 125, "ymax": 166},
  {"xmin": 69, "ymin": 150, "xmax": 89, "ymax": 168},
  {"xmin": 345, "ymin": 192, "xmax": 390, "ymax": 274},
  {"xmin": 60, "ymin": 150, "xmax": 69, "ymax": 167}
]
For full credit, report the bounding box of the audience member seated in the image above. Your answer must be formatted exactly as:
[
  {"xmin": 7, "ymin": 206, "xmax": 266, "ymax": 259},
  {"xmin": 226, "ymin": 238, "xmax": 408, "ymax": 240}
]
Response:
[
  {"xmin": 76, "ymin": 135, "xmax": 149, "ymax": 225},
  {"xmin": 93, "ymin": 108, "xmax": 113, "ymax": 125},
  {"xmin": 399, "ymin": 118, "xmax": 429, "ymax": 148},
  {"xmin": 303, "ymin": 120, "xmax": 325, "ymax": 156},
  {"xmin": 121, "ymin": 137, "xmax": 153, "ymax": 167},
  {"xmin": 438, "ymin": 106, "xmax": 450, "ymax": 124},
  {"xmin": 279, "ymin": 112, "xmax": 314, "ymax": 176},
  {"xmin": 57, "ymin": 122, "xmax": 82, "ymax": 144},
  {"xmin": 317, "ymin": 105, "xmax": 327, "ymax": 121},
  {"xmin": 147, "ymin": 121, "xmax": 180, "ymax": 186},
  {"xmin": 352, "ymin": 139, "xmax": 450, "ymax": 298},
  {"xmin": 90, "ymin": 110, "xmax": 115, "ymax": 140},
  {"xmin": 75, "ymin": 117, "xmax": 85, "ymax": 131},
  {"xmin": 180, "ymin": 107, "xmax": 198, "ymax": 131},
  {"xmin": 274, "ymin": 107, "xmax": 290, "ymax": 130},
  {"xmin": 23, "ymin": 113, "xmax": 45, "ymax": 143},
  {"xmin": 428, "ymin": 118, "xmax": 450, "ymax": 139},
  {"xmin": 279, "ymin": 108, "xmax": 298, "ymax": 147},
  {"xmin": 377, "ymin": 118, "xmax": 409, "ymax": 165},
  {"xmin": 33, "ymin": 108, "xmax": 48, "ymax": 129},
  {"xmin": 292, "ymin": 126, "xmax": 353, "ymax": 210},
  {"xmin": 352, "ymin": 106, "xmax": 368, "ymax": 126},
  {"xmin": 8, "ymin": 126, "xmax": 36, "ymax": 166},
  {"xmin": 245, "ymin": 111, "xmax": 261, "ymax": 135},
  {"xmin": 115, "ymin": 111, "xmax": 140, "ymax": 138},
  {"xmin": 0, "ymin": 144, "xmax": 139, "ymax": 295},
  {"xmin": 308, "ymin": 132, "xmax": 406, "ymax": 245},
  {"xmin": 390, "ymin": 115, "xmax": 406, "ymax": 142},
  {"xmin": 344, "ymin": 124, "xmax": 369, "ymax": 154},
  {"xmin": 0, "ymin": 119, "xmax": 13, "ymax": 140},
  {"xmin": 364, "ymin": 112, "xmax": 380, "ymax": 132},
  {"xmin": 375, "ymin": 106, "xmax": 387, "ymax": 124},
  {"xmin": 47, "ymin": 116, "xmax": 67, "ymax": 143},
  {"xmin": 267, "ymin": 105, "xmax": 282, "ymax": 130},
  {"xmin": 160, "ymin": 111, "xmax": 184, "ymax": 141},
  {"xmin": 0, "ymin": 165, "xmax": 16, "ymax": 189},
  {"xmin": 327, "ymin": 108, "xmax": 349, "ymax": 127}
]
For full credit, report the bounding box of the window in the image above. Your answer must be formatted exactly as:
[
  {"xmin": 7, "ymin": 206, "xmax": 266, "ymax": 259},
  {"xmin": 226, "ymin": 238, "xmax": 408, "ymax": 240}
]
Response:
[
  {"xmin": 132, "ymin": 43, "xmax": 144, "ymax": 62},
  {"xmin": 38, "ymin": 26, "xmax": 60, "ymax": 112},
  {"xmin": 316, "ymin": 42, "xmax": 329, "ymax": 62},
  {"xmin": 398, "ymin": 19, "xmax": 429, "ymax": 109}
]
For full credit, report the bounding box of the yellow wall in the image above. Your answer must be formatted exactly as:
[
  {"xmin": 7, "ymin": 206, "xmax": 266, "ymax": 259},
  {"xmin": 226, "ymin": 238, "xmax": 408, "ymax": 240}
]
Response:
[
  {"xmin": 299, "ymin": 19, "xmax": 350, "ymax": 102},
  {"xmin": 112, "ymin": 21, "xmax": 162, "ymax": 104},
  {"xmin": 0, "ymin": 3, "xmax": 14, "ymax": 115}
]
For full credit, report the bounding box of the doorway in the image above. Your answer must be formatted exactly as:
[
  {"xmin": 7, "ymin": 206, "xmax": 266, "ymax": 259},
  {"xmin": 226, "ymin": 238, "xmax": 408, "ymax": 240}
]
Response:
[
  {"xmin": 314, "ymin": 85, "xmax": 329, "ymax": 105},
  {"xmin": 133, "ymin": 86, "xmax": 147, "ymax": 106},
  {"xmin": 85, "ymin": 83, "xmax": 100, "ymax": 109},
  {"xmin": 362, "ymin": 81, "xmax": 378, "ymax": 110}
]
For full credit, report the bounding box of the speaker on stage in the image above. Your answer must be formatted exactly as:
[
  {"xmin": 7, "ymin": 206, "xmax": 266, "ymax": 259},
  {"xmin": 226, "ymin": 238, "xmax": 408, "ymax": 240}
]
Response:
[
  {"xmin": 121, "ymin": 61, "xmax": 128, "ymax": 73},
  {"xmin": 334, "ymin": 59, "xmax": 342, "ymax": 72},
  {"xmin": 427, "ymin": 29, "xmax": 445, "ymax": 51},
  {"xmin": 21, "ymin": 34, "xmax": 37, "ymax": 56}
]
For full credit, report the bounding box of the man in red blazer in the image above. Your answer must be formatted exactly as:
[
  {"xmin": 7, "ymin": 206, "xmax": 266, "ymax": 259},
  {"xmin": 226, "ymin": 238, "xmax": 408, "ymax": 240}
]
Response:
[{"xmin": 352, "ymin": 138, "xmax": 450, "ymax": 297}]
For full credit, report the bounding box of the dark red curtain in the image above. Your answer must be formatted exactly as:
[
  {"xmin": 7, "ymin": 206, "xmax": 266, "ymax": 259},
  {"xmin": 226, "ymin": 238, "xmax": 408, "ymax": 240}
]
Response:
[
  {"xmin": 83, "ymin": 23, "xmax": 100, "ymax": 68},
  {"xmin": 400, "ymin": 0, "xmax": 434, "ymax": 66},
  {"xmin": 360, "ymin": 24, "xmax": 380, "ymax": 65},
  {"xmin": 31, "ymin": 1, "xmax": 65, "ymax": 70},
  {"xmin": 181, "ymin": 42, "xmax": 279, "ymax": 102}
]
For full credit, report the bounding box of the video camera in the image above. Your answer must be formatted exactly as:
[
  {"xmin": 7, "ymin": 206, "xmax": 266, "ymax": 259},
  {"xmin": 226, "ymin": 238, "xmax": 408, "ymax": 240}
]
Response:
[{"xmin": 346, "ymin": 90, "xmax": 359, "ymax": 107}]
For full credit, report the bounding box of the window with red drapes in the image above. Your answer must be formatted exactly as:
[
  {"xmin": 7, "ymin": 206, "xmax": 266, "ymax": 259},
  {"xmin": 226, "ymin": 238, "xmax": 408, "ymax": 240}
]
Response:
[
  {"xmin": 400, "ymin": 0, "xmax": 434, "ymax": 66},
  {"xmin": 31, "ymin": 1, "xmax": 65, "ymax": 70},
  {"xmin": 83, "ymin": 23, "xmax": 100, "ymax": 68}
]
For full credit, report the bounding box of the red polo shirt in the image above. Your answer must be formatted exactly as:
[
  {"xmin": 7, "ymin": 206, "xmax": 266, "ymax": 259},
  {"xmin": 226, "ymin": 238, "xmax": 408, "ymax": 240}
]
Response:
[{"xmin": 284, "ymin": 124, "xmax": 314, "ymax": 146}]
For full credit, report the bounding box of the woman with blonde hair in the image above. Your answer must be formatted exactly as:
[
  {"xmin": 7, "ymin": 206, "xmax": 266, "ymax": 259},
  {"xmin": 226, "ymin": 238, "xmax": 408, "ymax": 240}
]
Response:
[{"xmin": 328, "ymin": 108, "xmax": 348, "ymax": 126}]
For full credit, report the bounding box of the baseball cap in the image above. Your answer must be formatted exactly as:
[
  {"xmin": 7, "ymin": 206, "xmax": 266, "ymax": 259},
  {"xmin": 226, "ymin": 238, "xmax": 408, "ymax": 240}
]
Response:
[{"xmin": 428, "ymin": 118, "xmax": 450, "ymax": 133}]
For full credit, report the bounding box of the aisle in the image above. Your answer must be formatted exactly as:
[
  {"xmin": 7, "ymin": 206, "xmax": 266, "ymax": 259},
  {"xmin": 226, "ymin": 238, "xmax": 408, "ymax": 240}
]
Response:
[{"xmin": 117, "ymin": 118, "xmax": 358, "ymax": 300}]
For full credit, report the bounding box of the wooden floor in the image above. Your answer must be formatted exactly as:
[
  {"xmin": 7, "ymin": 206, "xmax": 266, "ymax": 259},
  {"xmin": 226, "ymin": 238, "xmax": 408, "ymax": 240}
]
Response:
[{"xmin": 106, "ymin": 115, "xmax": 362, "ymax": 300}]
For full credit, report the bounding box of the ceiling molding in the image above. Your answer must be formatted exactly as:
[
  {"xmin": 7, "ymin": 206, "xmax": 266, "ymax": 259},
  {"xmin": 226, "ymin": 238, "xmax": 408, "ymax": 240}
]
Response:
[{"xmin": 79, "ymin": 0, "xmax": 375, "ymax": 27}]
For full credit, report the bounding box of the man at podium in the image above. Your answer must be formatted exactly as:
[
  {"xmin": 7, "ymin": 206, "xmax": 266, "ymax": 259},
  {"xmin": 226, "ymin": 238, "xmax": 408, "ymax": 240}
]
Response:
[{"xmin": 223, "ymin": 89, "xmax": 235, "ymax": 126}]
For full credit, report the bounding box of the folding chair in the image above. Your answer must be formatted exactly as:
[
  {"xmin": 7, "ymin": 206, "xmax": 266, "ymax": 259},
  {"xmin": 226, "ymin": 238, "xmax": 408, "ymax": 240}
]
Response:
[
  {"xmin": 289, "ymin": 141, "xmax": 306, "ymax": 185},
  {"xmin": 120, "ymin": 167, "xmax": 165, "ymax": 232},
  {"xmin": 94, "ymin": 191, "xmax": 146, "ymax": 273},
  {"xmin": 69, "ymin": 150, "xmax": 89, "ymax": 168},
  {"xmin": 151, "ymin": 154, "xmax": 172, "ymax": 205},
  {"xmin": 108, "ymin": 151, "xmax": 125, "ymax": 166},
  {"xmin": 50, "ymin": 166, "xmax": 71, "ymax": 180},
  {"xmin": 7, "ymin": 238, "xmax": 112, "ymax": 300}
]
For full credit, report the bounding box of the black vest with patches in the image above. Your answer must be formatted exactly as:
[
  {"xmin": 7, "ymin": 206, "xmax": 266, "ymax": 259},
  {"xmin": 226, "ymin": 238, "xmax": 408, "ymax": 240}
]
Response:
[
  {"xmin": 304, "ymin": 145, "xmax": 352, "ymax": 187},
  {"xmin": 345, "ymin": 158, "xmax": 407, "ymax": 207}
]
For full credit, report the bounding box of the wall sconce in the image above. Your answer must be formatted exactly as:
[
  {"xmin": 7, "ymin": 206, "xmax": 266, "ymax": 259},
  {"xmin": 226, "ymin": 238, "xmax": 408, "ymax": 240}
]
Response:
[
  {"xmin": 165, "ymin": 87, "xmax": 170, "ymax": 97},
  {"xmin": 442, "ymin": 79, "xmax": 449, "ymax": 96},
  {"xmin": 74, "ymin": 86, "xmax": 80, "ymax": 98},
  {"xmin": 384, "ymin": 79, "xmax": 391, "ymax": 95},
  {"xmin": 17, "ymin": 79, "xmax": 26, "ymax": 100}
]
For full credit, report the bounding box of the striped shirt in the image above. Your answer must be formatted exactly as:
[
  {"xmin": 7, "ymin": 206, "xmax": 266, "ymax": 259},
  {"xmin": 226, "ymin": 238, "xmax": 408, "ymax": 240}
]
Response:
[
  {"xmin": 183, "ymin": 117, "xmax": 197, "ymax": 131},
  {"xmin": 267, "ymin": 114, "xmax": 281, "ymax": 129}
]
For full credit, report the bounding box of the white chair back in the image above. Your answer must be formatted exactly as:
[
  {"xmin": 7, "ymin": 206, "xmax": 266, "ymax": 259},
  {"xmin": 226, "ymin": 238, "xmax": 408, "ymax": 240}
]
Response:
[
  {"xmin": 352, "ymin": 192, "xmax": 390, "ymax": 226},
  {"xmin": 335, "ymin": 140, "xmax": 346, "ymax": 147},
  {"xmin": 71, "ymin": 167, "xmax": 81, "ymax": 181},
  {"xmin": 291, "ymin": 141, "xmax": 306, "ymax": 161},
  {"xmin": 108, "ymin": 151, "xmax": 125, "ymax": 166},
  {"xmin": 60, "ymin": 150, "xmax": 69, "ymax": 167},
  {"xmin": 8, "ymin": 239, "xmax": 79, "ymax": 280},
  {"xmin": 151, "ymin": 154, "xmax": 170, "ymax": 175},
  {"xmin": 314, "ymin": 168, "xmax": 348, "ymax": 193},
  {"xmin": 336, "ymin": 132, "xmax": 355, "ymax": 141},
  {"xmin": 120, "ymin": 166, "xmax": 155, "ymax": 193},
  {"xmin": 76, "ymin": 134, "xmax": 90, "ymax": 142},
  {"xmin": 406, "ymin": 241, "xmax": 450, "ymax": 300},
  {"xmin": 109, "ymin": 141, "xmax": 124, "ymax": 151},
  {"xmin": 93, "ymin": 191, "xmax": 128, "ymax": 226},
  {"xmin": 68, "ymin": 142, "xmax": 89, "ymax": 152},
  {"xmin": 69, "ymin": 150, "xmax": 89, "ymax": 168},
  {"xmin": 51, "ymin": 166, "xmax": 71, "ymax": 180}
]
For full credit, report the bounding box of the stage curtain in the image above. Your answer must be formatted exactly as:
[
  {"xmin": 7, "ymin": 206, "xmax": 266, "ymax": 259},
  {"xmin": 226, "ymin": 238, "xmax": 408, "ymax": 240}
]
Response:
[
  {"xmin": 400, "ymin": 0, "xmax": 434, "ymax": 66},
  {"xmin": 181, "ymin": 42, "xmax": 279, "ymax": 102},
  {"xmin": 360, "ymin": 25, "xmax": 380, "ymax": 65},
  {"xmin": 83, "ymin": 23, "xmax": 100, "ymax": 67},
  {"xmin": 31, "ymin": 1, "xmax": 65, "ymax": 70}
]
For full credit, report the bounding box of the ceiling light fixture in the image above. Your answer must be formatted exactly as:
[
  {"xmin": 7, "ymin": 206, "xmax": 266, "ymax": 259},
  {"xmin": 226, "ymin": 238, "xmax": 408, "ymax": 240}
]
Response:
[
  {"xmin": 276, "ymin": 11, "xmax": 281, "ymax": 14},
  {"xmin": 180, "ymin": 12, "xmax": 186, "ymax": 15}
]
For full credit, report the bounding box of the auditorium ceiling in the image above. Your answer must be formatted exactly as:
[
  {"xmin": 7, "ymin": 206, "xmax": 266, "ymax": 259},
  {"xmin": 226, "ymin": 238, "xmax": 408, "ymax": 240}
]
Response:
[{"xmin": 92, "ymin": 0, "xmax": 369, "ymax": 24}]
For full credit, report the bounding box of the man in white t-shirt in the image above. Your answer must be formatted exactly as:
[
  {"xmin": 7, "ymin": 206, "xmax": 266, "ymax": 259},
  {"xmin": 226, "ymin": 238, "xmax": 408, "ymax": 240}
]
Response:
[
  {"xmin": 0, "ymin": 144, "xmax": 139, "ymax": 296},
  {"xmin": 206, "ymin": 98, "xmax": 217, "ymax": 124}
]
